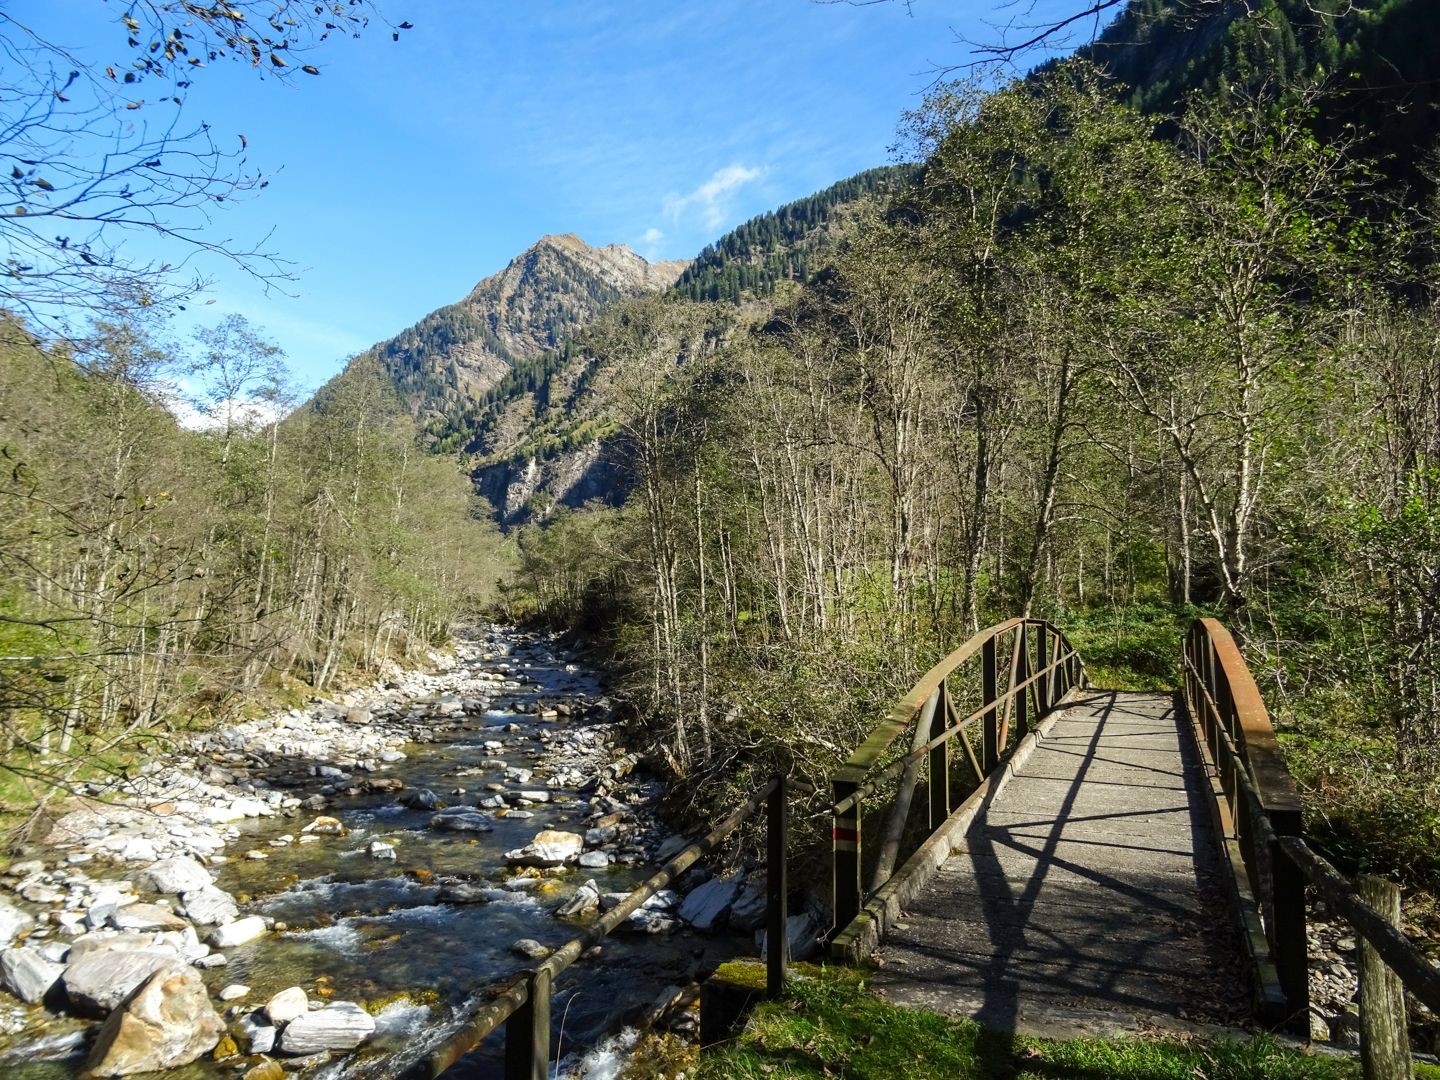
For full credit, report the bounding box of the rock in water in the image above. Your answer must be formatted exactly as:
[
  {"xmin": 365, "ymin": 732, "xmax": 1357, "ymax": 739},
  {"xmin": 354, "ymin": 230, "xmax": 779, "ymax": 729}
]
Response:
[
  {"xmin": 0, "ymin": 947, "xmax": 64, "ymax": 1004},
  {"xmin": 209, "ymin": 916, "xmax": 267, "ymax": 948},
  {"xmin": 0, "ymin": 900, "xmax": 35, "ymax": 947},
  {"xmin": 678, "ymin": 873, "xmax": 743, "ymax": 932},
  {"xmin": 276, "ymin": 1001, "xmax": 375, "ymax": 1054},
  {"xmin": 428, "ymin": 808, "xmax": 493, "ymax": 833},
  {"xmin": 137, "ymin": 858, "xmax": 212, "ymax": 895},
  {"xmin": 179, "ymin": 885, "xmax": 239, "ymax": 927},
  {"xmin": 83, "ymin": 964, "xmax": 224, "ymax": 1076},
  {"xmin": 503, "ymin": 830, "xmax": 584, "ymax": 867},
  {"xmin": 62, "ymin": 949, "xmax": 180, "ymax": 1016},
  {"xmin": 108, "ymin": 903, "xmax": 189, "ymax": 932},
  {"xmin": 555, "ymin": 880, "xmax": 601, "ymax": 919},
  {"xmin": 262, "ymin": 985, "xmax": 308, "ymax": 1025},
  {"xmin": 400, "ymin": 788, "xmax": 439, "ymax": 811}
]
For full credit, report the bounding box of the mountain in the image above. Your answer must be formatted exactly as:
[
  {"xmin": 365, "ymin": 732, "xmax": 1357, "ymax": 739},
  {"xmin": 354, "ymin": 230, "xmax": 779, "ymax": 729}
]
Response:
[
  {"xmin": 360, "ymin": 234, "xmax": 687, "ymax": 438},
  {"xmin": 1076, "ymin": 0, "xmax": 1439, "ymax": 194},
  {"xmin": 457, "ymin": 168, "xmax": 915, "ymax": 524}
]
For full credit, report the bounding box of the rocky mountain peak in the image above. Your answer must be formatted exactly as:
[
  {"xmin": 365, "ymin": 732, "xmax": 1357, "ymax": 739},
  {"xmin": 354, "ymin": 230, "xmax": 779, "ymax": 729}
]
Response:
[{"xmin": 363, "ymin": 234, "xmax": 691, "ymax": 420}]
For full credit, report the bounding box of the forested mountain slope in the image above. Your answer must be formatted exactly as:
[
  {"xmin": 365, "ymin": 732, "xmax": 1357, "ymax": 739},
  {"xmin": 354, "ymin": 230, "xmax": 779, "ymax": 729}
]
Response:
[
  {"xmin": 673, "ymin": 165, "xmax": 916, "ymax": 303},
  {"xmin": 1078, "ymin": 0, "xmax": 1438, "ymax": 192}
]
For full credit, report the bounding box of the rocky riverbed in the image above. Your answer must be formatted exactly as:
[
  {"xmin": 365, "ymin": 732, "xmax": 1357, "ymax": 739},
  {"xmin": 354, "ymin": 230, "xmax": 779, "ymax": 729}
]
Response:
[{"xmin": 0, "ymin": 626, "xmax": 807, "ymax": 1078}]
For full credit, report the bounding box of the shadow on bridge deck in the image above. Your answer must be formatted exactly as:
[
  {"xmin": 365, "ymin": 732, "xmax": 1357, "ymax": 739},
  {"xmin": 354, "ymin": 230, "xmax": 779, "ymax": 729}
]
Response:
[{"xmin": 869, "ymin": 690, "xmax": 1247, "ymax": 1039}]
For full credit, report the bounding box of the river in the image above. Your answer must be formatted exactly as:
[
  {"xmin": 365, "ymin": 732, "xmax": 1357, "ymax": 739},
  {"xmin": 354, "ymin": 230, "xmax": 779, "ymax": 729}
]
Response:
[{"xmin": 0, "ymin": 626, "xmax": 741, "ymax": 1078}]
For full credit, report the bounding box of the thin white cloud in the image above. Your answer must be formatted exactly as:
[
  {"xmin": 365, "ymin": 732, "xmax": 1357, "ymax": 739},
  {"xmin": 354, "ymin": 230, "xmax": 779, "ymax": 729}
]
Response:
[
  {"xmin": 662, "ymin": 163, "xmax": 766, "ymax": 231},
  {"xmin": 638, "ymin": 226, "xmax": 665, "ymax": 261}
]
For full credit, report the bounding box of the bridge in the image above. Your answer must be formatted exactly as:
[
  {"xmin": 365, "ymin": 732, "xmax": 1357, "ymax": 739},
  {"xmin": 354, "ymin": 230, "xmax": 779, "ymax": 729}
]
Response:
[
  {"xmin": 404, "ymin": 617, "xmax": 1440, "ymax": 1079},
  {"xmin": 828, "ymin": 617, "xmax": 1440, "ymax": 1072}
]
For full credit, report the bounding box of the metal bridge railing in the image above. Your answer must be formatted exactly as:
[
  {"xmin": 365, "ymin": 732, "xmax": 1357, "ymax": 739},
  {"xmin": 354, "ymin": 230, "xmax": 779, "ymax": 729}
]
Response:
[
  {"xmin": 1184, "ymin": 618, "xmax": 1440, "ymax": 1068},
  {"xmin": 830, "ymin": 618, "xmax": 1087, "ymax": 940}
]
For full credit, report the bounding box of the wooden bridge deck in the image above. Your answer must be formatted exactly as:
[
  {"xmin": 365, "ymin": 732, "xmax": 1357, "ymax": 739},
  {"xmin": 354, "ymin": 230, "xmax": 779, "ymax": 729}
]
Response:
[{"xmin": 869, "ymin": 690, "xmax": 1246, "ymax": 1037}]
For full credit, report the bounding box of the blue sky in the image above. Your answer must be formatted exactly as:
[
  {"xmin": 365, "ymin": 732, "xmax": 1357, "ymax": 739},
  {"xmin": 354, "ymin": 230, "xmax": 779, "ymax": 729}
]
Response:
[{"xmin": 22, "ymin": 1, "xmax": 1088, "ymax": 388}]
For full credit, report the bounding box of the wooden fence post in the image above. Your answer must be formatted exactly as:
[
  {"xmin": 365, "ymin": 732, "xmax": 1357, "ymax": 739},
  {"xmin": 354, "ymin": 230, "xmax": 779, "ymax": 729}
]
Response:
[
  {"xmin": 982, "ymin": 635, "xmax": 998, "ymax": 771},
  {"xmin": 504, "ymin": 967, "xmax": 549, "ymax": 1080},
  {"xmin": 1359, "ymin": 875, "xmax": 1412, "ymax": 1080},
  {"xmin": 767, "ymin": 776, "xmax": 789, "ymax": 998},
  {"xmin": 1269, "ymin": 811, "xmax": 1309, "ymax": 1034},
  {"xmin": 832, "ymin": 775, "xmax": 862, "ymax": 934}
]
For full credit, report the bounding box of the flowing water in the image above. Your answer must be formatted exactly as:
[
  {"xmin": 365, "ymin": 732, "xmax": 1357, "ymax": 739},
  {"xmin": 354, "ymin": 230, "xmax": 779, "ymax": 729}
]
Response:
[{"xmin": 3, "ymin": 629, "xmax": 739, "ymax": 1078}]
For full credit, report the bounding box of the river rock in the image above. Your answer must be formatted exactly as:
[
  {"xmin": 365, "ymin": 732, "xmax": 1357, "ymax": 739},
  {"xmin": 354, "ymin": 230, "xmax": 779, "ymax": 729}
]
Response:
[
  {"xmin": 241, "ymin": 1011, "xmax": 278, "ymax": 1054},
  {"xmin": 555, "ymin": 881, "xmax": 601, "ymax": 919},
  {"xmin": 209, "ymin": 916, "xmax": 267, "ymax": 948},
  {"xmin": 679, "ymin": 873, "xmax": 743, "ymax": 932},
  {"xmin": 277, "ymin": 1001, "xmax": 375, "ymax": 1054},
  {"xmin": 0, "ymin": 901, "xmax": 33, "ymax": 948},
  {"xmin": 138, "ymin": 858, "xmax": 211, "ymax": 895},
  {"xmin": 757, "ymin": 912, "xmax": 821, "ymax": 962},
  {"xmin": 585, "ymin": 825, "xmax": 619, "ymax": 846},
  {"xmin": 219, "ymin": 983, "xmax": 250, "ymax": 1001},
  {"xmin": 109, "ymin": 903, "xmax": 189, "ymax": 933},
  {"xmin": 510, "ymin": 939, "xmax": 550, "ymax": 960},
  {"xmin": 263, "ymin": 985, "xmax": 309, "ymax": 1025},
  {"xmin": 437, "ymin": 882, "xmax": 493, "ymax": 904},
  {"xmin": 429, "ymin": 808, "xmax": 493, "ymax": 833},
  {"xmin": 400, "ymin": 788, "xmax": 439, "ymax": 811},
  {"xmin": 0, "ymin": 946, "xmax": 64, "ymax": 1004},
  {"xmin": 728, "ymin": 880, "xmax": 769, "ymax": 932},
  {"xmin": 179, "ymin": 885, "xmax": 239, "ymax": 927},
  {"xmin": 84, "ymin": 963, "xmax": 225, "ymax": 1077},
  {"xmin": 63, "ymin": 948, "xmax": 181, "ymax": 1016},
  {"xmin": 653, "ymin": 834, "xmax": 691, "ymax": 863},
  {"xmin": 577, "ymin": 851, "xmax": 610, "ymax": 869},
  {"xmin": 368, "ymin": 841, "xmax": 397, "ymax": 860},
  {"xmin": 504, "ymin": 830, "xmax": 584, "ymax": 868},
  {"xmin": 623, "ymin": 909, "xmax": 681, "ymax": 934}
]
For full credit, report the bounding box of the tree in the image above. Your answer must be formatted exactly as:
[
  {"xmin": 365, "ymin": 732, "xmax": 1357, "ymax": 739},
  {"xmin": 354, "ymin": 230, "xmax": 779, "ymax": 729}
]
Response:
[
  {"xmin": 0, "ymin": 2, "xmax": 407, "ymax": 334},
  {"xmin": 822, "ymin": 1, "xmax": 1351, "ymax": 68}
]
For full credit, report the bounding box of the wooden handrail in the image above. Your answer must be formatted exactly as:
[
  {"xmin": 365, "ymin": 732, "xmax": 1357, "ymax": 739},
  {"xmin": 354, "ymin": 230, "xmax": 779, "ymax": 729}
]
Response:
[
  {"xmin": 405, "ymin": 775, "xmax": 790, "ymax": 1080},
  {"xmin": 1183, "ymin": 618, "xmax": 1437, "ymax": 1062},
  {"xmin": 831, "ymin": 618, "xmax": 1087, "ymax": 938}
]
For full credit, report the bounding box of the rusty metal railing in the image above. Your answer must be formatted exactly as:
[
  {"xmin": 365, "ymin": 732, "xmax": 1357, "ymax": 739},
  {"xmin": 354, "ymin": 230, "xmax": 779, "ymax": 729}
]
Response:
[
  {"xmin": 401, "ymin": 775, "xmax": 789, "ymax": 1080},
  {"xmin": 830, "ymin": 618, "xmax": 1086, "ymax": 939}
]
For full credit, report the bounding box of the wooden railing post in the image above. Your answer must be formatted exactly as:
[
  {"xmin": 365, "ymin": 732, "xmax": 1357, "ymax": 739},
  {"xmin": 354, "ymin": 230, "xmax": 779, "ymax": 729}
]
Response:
[
  {"xmin": 504, "ymin": 967, "xmax": 550, "ymax": 1080},
  {"xmin": 929, "ymin": 682, "xmax": 951, "ymax": 828},
  {"xmin": 1269, "ymin": 810, "xmax": 1309, "ymax": 1033},
  {"xmin": 1051, "ymin": 630, "xmax": 1064, "ymax": 704},
  {"xmin": 767, "ymin": 775, "xmax": 789, "ymax": 998},
  {"xmin": 1042, "ymin": 624, "xmax": 1054, "ymax": 720},
  {"xmin": 982, "ymin": 635, "xmax": 998, "ymax": 771},
  {"xmin": 832, "ymin": 773, "xmax": 862, "ymax": 934},
  {"xmin": 1014, "ymin": 633, "xmax": 1030, "ymax": 741},
  {"xmin": 1359, "ymin": 875, "xmax": 1411, "ymax": 1080}
]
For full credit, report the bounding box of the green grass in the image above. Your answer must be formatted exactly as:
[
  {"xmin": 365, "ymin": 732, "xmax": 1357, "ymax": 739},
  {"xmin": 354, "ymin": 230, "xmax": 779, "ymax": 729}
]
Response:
[{"xmin": 696, "ymin": 965, "xmax": 1437, "ymax": 1080}]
